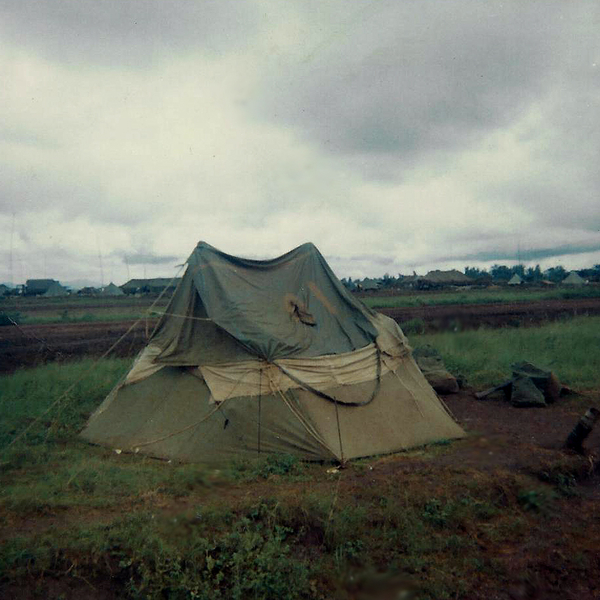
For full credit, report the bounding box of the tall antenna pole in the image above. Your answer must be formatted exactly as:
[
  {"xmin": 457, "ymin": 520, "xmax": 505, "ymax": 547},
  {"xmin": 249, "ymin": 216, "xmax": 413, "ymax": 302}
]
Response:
[
  {"xmin": 96, "ymin": 234, "xmax": 104, "ymax": 287},
  {"xmin": 9, "ymin": 212, "xmax": 15, "ymax": 286}
]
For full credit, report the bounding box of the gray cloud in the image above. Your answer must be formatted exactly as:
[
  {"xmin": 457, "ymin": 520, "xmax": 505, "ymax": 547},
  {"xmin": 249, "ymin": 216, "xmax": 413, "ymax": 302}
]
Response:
[
  {"xmin": 1, "ymin": 1, "xmax": 599, "ymax": 284},
  {"xmin": 252, "ymin": 2, "xmax": 595, "ymax": 175},
  {"xmin": 458, "ymin": 243, "xmax": 600, "ymax": 264},
  {"xmin": 121, "ymin": 252, "xmax": 180, "ymax": 266},
  {"xmin": 0, "ymin": 0, "xmax": 261, "ymax": 67}
]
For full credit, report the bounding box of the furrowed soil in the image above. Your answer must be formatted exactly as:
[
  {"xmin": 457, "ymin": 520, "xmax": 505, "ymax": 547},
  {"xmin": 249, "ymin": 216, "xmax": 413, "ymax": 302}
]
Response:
[{"xmin": 2, "ymin": 296, "xmax": 600, "ymax": 372}]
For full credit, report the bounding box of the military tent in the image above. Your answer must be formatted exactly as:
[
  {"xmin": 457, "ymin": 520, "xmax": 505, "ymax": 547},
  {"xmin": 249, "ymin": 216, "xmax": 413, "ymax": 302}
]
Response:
[
  {"xmin": 508, "ymin": 274, "xmax": 523, "ymax": 285},
  {"xmin": 359, "ymin": 278, "xmax": 381, "ymax": 291},
  {"xmin": 562, "ymin": 271, "xmax": 586, "ymax": 286},
  {"xmin": 81, "ymin": 242, "xmax": 464, "ymax": 464},
  {"xmin": 43, "ymin": 281, "xmax": 69, "ymax": 297},
  {"xmin": 26, "ymin": 279, "xmax": 57, "ymax": 296},
  {"xmin": 422, "ymin": 270, "xmax": 471, "ymax": 286},
  {"xmin": 101, "ymin": 282, "xmax": 125, "ymax": 296}
]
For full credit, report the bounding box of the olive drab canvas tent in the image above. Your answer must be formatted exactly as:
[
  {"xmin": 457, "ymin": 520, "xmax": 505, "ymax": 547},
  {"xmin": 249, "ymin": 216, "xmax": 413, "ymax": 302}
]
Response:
[
  {"xmin": 43, "ymin": 281, "xmax": 69, "ymax": 297},
  {"xmin": 100, "ymin": 282, "xmax": 125, "ymax": 296},
  {"xmin": 562, "ymin": 271, "xmax": 585, "ymax": 286},
  {"xmin": 81, "ymin": 242, "xmax": 464, "ymax": 463}
]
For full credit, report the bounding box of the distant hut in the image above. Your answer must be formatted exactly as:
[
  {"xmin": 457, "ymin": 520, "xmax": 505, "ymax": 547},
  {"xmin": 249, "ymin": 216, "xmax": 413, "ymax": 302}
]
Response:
[
  {"xmin": 78, "ymin": 286, "xmax": 100, "ymax": 296},
  {"xmin": 0, "ymin": 284, "xmax": 9, "ymax": 296},
  {"xmin": 359, "ymin": 278, "xmax": 380, "ymax": 291},
  {"xmin": 43, "ymin": 281, "xmax": 69, "ymax": 297},
  {"xmin": 101, "ymin": 282, "xmax": 125, "ymax": 296},
  {"xmin": 419, "ymin": 269, "xmax": 471, "ymax": 289},
  {"xmin": 508, "ymin": 274, "xmax": 523, "ymax": 286},
  {"xmin": 25, "ymin": 279, "xmax": 57, "ymax": 296},
  {"xmin": 562, "ymin": 271, "xmax": 586, "ymax": 286},
  {"xmin": 121, "ymin": 278, "xmax": 181, "ymax": 295}
]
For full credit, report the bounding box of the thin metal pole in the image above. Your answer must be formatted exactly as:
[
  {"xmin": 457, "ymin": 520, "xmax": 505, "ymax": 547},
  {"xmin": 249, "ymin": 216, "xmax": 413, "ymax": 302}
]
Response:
[
  {"xmin": 257, "ymin": 368, "xmax": 262, "ymax": 455},
  {"xmin": 334, "ymin": 400, "xmax": 344, "ymax": 464}
]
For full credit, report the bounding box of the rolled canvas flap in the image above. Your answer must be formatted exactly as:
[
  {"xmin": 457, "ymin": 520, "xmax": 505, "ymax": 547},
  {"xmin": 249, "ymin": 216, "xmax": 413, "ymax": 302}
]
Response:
[{"xmin": 199, "ymin": 341, "xmax": 409, "ymax": 402}]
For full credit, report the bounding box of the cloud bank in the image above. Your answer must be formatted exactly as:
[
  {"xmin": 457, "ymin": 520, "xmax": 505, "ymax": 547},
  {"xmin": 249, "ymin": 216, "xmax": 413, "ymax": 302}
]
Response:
[{"xmin": 1, "ymin": 1, "xmax": 599, "ymax": 285}]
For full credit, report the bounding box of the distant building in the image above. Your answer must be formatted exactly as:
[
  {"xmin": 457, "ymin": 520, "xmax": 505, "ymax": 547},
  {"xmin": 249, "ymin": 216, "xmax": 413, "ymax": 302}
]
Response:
[
  {"xmin": 508, "ymin": 274, "xmax": 523, "ymax": 285},
  {"xmin": 418, "ymin": 269, "xmax": 471, "ymax": 289},
  {"xmin": 101, "ymin": 282, "xmax": 125, "ymax": 296},
  {"xmin": 77, "ymin": 286, "xmax": 100, "ymax": 296},
  {"xmin": 44, "ymin": 281, "xmax": 69, "ymax": 297},
  {"xmin": 562, "ymin": 271, "xmax": 586, "ymax": 286},
  {"xmin": 0, "ymin": 284, "xmax": 9, "ymax": 296},
  {"xmin": 358, "ymin": 278, "xmax": 381, "ymax": 291},
  {"xmin": 25, "ymin": 279, "xmax": 58, "ymax": 296},
  {"xmin": 121, "ymin": 277, "xmax": 182, "ymax": 295}
]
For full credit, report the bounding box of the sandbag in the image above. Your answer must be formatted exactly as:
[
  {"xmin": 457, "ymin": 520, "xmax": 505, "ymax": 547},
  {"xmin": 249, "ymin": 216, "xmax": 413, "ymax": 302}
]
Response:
[
  {"xmin": 413, "ymin": 345, "xmax": 459, "ymax": 394},
  {"xmin": 510, "ymin": 374, "xmax": 547, "ymax": 407},
  {"xmin": 511, "ymin": 362, "xmax": 561, "ymax": 404}
]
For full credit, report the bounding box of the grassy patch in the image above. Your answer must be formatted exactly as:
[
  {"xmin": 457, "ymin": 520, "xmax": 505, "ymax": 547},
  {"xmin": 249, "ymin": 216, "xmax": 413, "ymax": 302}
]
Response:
[
  {"xmin": 409, "ymin": 316, "xmax": 600, "ymax": 390},
  {"xmin": 226, "ymin": 453, "xmax": 306, "ymax": 482},
  {"xmin": 1, "ymin": 321, "xmax": 600, "ymax": 598},
  {"xmin": 0, "ymin": 358, "xmax": 130, "ymax": 451},
  {"xmin": 362, "ymin": 286, "xmax": 600, "ymax": 309},
  {"xmin": 1, "ymin": 470, "xmax": 563, "ymax": 600}
]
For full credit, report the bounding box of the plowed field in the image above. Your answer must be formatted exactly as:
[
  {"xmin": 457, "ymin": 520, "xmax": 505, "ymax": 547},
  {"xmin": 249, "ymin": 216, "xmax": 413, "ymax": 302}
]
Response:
[{"xmin": 1, "ymin": 297, "xmax": 599, "ymax": 373}]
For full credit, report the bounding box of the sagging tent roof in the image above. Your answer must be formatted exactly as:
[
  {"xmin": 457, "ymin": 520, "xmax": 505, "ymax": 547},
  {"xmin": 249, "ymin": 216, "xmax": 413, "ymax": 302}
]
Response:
[
  {"xmin": 82, "ymin": 242, "xmax": 464, "ymax": 464},
  {"xmin": 152, "ymin": 242, "xmax": 379, "ymax": 363}
]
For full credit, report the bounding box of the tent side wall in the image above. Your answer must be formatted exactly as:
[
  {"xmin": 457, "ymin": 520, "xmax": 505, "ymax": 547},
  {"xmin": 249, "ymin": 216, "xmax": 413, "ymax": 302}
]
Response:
[
  {"xmin": 81, "ymin": 367, "xmax": 335, "ymax": 463},
  {"xmin": 296, "ymin": 359, "xmax": 464, "ymax": 461},
  {"xmin": 81, "ymin": 356, "xmax": 464, "ymax": 464}
]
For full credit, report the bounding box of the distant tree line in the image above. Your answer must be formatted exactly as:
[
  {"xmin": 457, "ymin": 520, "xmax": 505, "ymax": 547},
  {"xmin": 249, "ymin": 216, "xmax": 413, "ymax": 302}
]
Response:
[{"xmin": 340, "ymin": 264, "xmax": 600, "ymax": 289}]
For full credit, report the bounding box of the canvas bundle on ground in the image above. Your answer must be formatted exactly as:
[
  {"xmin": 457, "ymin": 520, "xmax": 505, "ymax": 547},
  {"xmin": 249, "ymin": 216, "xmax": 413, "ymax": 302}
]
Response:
[{"xmin": 81, "ymin": 242, "xmax": 464, "ymax": 464}]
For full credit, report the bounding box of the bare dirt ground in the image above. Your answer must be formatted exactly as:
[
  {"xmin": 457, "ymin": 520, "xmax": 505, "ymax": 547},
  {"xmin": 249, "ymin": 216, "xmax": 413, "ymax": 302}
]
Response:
[
  {"xmin": 2, "ymin": 297, "xmax": 599, "ymax": 373},
  {"xmin": 382, "ymin": 297, "xmax": 600, "ymax": 331},
  {"xmin": 0, "ymin": 319, "xmax": 153, "ymax": 372}
]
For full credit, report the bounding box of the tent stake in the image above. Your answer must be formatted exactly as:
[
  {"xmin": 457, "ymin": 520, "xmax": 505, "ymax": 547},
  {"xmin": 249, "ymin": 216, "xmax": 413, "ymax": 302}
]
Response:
[{"xmin": 565, "ymin": 407, "xmax": 599, "ymax": 453}]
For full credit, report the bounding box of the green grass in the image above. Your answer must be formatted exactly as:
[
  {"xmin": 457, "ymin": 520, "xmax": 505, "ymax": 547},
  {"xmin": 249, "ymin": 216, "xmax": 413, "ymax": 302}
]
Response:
[
  {"xmin": 361, "ymin": 285, "xmax": 600, "ymax": 309},
  {"xmin": 0, "ymin": 358, "xmax": 130, "ymax": 451},
  {"xmin": 0, "ymin": 467, "xmax": 580, "ymax": 600},
  {"xmin": 409, "ymin": 316, "xmax": 600, "ymax": 389},
  {"xmin": 0, "ymin": 294, "xmax": 170, "ymax": 325},
  {"xmin": 1, "ymin": 320, "xmax": 600, "ymax": 598}
]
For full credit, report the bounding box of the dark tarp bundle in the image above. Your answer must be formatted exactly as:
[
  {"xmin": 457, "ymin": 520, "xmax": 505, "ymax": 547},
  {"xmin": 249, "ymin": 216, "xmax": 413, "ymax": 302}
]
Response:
[{"xmin": 82, "ymin": 242, "xmax": 464, "ymax": 464}]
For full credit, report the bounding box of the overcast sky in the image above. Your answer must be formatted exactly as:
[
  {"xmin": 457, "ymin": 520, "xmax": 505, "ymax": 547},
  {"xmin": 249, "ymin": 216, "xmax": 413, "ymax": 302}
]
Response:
[{"xmin": 1, "ymin": 0, "xmax": 599, "ymax": 286}]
